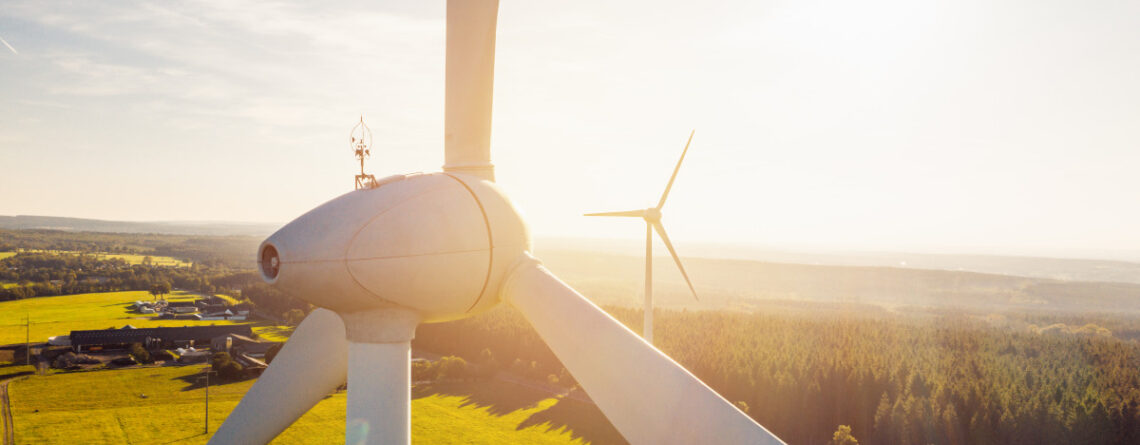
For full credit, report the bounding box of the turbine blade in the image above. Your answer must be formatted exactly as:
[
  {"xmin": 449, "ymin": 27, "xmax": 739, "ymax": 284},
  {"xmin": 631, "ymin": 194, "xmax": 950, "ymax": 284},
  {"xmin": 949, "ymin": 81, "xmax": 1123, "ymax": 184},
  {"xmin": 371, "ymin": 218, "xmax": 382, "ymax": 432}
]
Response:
[
  {"xmin": 584, "ymin": 209, "xmax": 647, "ymax": 218},
  {"xmin": 656, "ymin": 130, "xmax": 695, "ymax": 209},
  {"xmin": 503, "ymin": 256, "xmax": 784, "ymax": 445},
  {"xmin": 652, "ymin": 221, "xmax": 699, "ymax": 301},
  {"xmin": 209, "ymin": 309, "xmax": 348, "ymax": 444},
  {"xmin": 443, "ymin": 0, "xmax": 499, "ymax": 181}
]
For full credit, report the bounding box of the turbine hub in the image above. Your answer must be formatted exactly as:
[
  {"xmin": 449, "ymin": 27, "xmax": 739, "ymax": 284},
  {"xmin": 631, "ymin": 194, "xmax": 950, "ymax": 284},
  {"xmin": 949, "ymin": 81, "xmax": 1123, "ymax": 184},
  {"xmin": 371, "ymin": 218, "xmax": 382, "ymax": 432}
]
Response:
[{"xmin": 645, "ymin": 207, "xmax": 662, "ymax": 222}]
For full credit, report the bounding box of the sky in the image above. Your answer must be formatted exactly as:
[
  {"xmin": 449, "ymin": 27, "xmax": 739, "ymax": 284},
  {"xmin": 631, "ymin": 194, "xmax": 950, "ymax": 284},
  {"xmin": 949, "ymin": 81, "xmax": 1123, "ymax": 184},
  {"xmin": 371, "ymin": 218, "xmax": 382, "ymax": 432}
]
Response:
[{"xmin": 1, "ymin": 0, "xmax": 1138, "ymax": 258}]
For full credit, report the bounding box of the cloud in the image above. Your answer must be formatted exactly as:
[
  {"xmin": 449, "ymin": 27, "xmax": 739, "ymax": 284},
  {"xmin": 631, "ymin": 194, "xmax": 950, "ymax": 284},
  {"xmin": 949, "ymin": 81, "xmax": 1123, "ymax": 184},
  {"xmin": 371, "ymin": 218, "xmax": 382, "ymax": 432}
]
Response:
[{"xmin": 3, "ymin": 0, "xmax": 446, "ymax": 131}]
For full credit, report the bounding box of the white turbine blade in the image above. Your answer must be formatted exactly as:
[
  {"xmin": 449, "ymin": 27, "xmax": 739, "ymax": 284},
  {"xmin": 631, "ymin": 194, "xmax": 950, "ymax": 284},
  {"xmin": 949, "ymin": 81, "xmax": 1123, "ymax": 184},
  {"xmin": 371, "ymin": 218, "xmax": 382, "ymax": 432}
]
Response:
[
  {"xmin": 584, "ymin": 209, "xmax": 646, "ymax": 218},
  {"xmin": 651, "ymin": 221, "xmax": 699, "ymax": 301},
  {"xmin": 443, "ymin": 0, "xmax": 499, "ymax": 181},
  {"xmin": 209, "ymin": 309, "xmax": 348, "ymax": 445},
  {"xmin": 656, "ymin": 130, "xmax": 695, "ymax": 209},
  {"xmin": 502, "ymin": 255, "xmax": 784, "ymax": 445}
]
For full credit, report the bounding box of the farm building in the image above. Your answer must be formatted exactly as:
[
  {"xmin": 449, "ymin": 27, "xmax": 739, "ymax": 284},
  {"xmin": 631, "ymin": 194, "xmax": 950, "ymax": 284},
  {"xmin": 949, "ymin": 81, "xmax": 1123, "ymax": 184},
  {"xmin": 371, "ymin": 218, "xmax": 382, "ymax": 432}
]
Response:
[
  {"xmin": 210, "ymin": 333, "xmax": 276, "ymax": 356},
  {"xmin": 69, "ymin": 325, "xmax": 254, "ymax": 352}
]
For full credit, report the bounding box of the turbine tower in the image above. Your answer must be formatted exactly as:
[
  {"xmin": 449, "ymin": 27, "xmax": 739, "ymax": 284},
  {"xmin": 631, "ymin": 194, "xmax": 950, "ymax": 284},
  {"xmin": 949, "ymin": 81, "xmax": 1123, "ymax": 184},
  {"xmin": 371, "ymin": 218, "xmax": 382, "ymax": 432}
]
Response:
[
  {"xmin": 585, "ymin": 132, "xmax": 699, "ymax": 345},
  {"xmin": 208, "ymin": 1, "xmax": 785, "ymax": 444}
]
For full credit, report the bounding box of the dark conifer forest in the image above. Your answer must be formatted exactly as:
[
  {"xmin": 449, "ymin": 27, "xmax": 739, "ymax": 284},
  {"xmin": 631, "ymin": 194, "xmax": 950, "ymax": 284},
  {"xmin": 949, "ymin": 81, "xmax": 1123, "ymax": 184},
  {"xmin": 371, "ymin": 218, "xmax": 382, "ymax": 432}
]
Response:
[{"xmin": 416, "ymin": 305, "xmax": 1140, "ymax": 445}]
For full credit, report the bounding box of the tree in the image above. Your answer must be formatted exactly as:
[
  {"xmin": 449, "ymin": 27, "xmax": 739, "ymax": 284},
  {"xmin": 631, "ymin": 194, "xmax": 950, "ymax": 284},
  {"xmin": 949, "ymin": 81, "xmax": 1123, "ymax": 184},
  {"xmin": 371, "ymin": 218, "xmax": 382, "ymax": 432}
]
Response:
[
  {"xmin": 874, "ymin": 393, "xmax": 892, "ymax": 443},
  {"xmin": 264, "ymin": 343, "xmax": 283, "ymax": 364},
  {"xmin": 128, "ymin": 342, "xmax": 151, "ymax": 364},
  {"xmin": 212, "ymin": 351, "xmax": 245, "ymax": 381},
  {"xmin": 830, "ymin": 425, "xmax": 858, "ymax": 445},
  {"xmin": 477, "ymin": 348, "xmax": 500, "ymax": 380},
  {"xmin": 149, "ymin": 281, "xmax": 171, "ymax": 301},
  {"xmin": 412, "ymin": 360, "xmax": 438, "ymax": 382},
  {"xmin": 155, "ymin": 281, "xmax": 171, "ymax": 299},
  {"xmin": 439, "ymin": 356, "xmax": 469, "ymax": 381},
  {"xmin": 285, "ymin": 309, "xmax": 306, "ymax": 325}
]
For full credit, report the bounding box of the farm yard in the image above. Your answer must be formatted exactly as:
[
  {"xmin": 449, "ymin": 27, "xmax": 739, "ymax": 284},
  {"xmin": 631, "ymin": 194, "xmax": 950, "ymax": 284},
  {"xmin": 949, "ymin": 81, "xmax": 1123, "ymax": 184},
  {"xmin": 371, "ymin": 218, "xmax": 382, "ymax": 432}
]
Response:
[{"xmin": 0, "ymin": 290, "xmax": 289, "ymax": 345}]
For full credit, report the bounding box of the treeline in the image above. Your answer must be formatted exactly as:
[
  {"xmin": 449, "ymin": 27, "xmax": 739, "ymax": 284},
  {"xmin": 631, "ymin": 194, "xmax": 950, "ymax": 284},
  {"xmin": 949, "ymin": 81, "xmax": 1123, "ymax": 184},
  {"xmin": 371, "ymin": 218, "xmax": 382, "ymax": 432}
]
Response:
[
  {"xmin": 0, "ymin": 229, "xmax": 260, "ymax": 268},
  {"xmin": 238, "ymin": 283, "xmax": 313, "ymax": 324},
  {"xmin": 414, "ymin": 307, "xmax": 565, "ymax": 381},
  {"xmin": 414, "ymin": 306, "xmax": 1140, "ymax": 445},
  {"xmin": 0, "ymin": 252, "xmax": 254, "ymax": 301}
]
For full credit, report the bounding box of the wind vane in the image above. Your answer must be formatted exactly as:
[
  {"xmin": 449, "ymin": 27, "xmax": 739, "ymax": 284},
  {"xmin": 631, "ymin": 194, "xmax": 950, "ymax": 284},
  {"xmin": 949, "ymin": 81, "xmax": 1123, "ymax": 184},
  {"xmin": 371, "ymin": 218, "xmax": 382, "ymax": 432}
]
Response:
[{"xmin": 350, "ymin": 115, "xmax": 378, "ymax": 190}]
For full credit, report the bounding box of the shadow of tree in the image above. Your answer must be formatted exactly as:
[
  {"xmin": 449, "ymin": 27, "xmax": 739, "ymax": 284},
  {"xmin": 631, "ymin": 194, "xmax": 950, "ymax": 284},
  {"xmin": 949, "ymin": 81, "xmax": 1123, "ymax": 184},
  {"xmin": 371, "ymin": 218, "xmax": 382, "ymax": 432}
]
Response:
[
  {"xmin": 412, "ymin": 380, "xmax": 548, "ymax": 417},
  {"xmin": 174, "ymin": 371, "xmax": 247, "ymax": 391},
  {"xmin": 412, "ymin": 380, "xmax": 627, "ymax": 444},
  {"xmin": 515, "ymin": 395, "xmax": 628, "ymax": 445}
]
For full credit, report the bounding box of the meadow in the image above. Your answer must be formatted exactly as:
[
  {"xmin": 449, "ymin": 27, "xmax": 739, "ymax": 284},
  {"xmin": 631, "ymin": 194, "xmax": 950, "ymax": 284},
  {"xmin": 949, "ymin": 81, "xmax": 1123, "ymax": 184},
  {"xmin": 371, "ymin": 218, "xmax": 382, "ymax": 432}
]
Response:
[
  {"xmin": 0, "ymin": 290, "xmax": 290, "ymax": 345},
  {"xmin": 0, "ymin": 282, "xmax": 621, "ymax": 444},
  {"xmin": 9, "ymin": 249, "xmax": 190, "ymax": 267},
  {"xmin": 8, "ymin": 365, "xmax": 622, "ymax": 444}
]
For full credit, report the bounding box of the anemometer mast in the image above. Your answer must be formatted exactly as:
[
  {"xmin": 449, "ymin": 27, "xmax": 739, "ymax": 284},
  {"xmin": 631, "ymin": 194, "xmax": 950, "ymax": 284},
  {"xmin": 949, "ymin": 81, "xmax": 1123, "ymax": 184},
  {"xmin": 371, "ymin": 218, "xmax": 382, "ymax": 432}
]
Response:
[{"xmin": 351, "ymin": 116, "xmax": 379, "ymax": 190}]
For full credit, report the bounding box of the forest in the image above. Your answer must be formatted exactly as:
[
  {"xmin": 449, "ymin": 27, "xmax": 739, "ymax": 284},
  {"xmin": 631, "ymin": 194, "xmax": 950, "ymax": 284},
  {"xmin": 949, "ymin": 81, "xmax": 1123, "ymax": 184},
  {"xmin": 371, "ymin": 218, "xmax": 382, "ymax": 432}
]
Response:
[{"xmin": 415, "ymin": 305, "xmax": 1140, "ymax": 445}]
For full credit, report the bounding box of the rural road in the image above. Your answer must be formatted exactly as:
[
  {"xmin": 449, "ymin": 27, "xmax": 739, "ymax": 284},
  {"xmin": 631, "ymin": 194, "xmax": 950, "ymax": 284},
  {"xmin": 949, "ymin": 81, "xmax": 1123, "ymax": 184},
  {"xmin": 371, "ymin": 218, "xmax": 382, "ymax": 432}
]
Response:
[{"xmin": 1, "ymin": 377, "xmax": 14, "ymax": 445}]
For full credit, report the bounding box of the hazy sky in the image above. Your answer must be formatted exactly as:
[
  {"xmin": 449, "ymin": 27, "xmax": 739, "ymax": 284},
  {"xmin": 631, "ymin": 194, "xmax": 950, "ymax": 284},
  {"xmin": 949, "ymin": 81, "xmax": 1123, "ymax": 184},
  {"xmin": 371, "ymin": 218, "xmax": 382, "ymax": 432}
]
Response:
[{"xmin": 1, "ymin": 0, "xmax": 1138, "ymax": 257}]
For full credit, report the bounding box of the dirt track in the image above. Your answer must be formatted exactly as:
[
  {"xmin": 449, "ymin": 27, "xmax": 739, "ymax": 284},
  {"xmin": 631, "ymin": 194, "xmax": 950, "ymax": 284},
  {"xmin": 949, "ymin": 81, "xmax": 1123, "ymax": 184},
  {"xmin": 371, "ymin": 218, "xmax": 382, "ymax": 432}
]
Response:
[{"xmin": 0, "ymin": 378, "xmax": 13, "ymax": 445}]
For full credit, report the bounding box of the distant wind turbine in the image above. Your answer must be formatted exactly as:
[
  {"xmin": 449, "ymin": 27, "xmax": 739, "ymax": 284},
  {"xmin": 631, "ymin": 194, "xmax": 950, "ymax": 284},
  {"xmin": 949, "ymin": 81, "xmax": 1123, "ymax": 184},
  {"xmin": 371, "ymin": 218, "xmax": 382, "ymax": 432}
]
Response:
[{"xmin": 586, "ymin": 131, "xmax": 699, "ymax": 345}]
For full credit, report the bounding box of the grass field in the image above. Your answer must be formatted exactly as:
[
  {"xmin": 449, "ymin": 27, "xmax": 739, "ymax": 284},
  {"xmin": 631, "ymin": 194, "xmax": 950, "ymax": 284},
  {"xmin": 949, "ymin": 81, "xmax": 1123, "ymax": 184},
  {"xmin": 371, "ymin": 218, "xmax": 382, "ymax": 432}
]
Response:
[
  {"xmin": 9, "ymin": 366, "xmax": 624, "ymax": 444},
  {"xmin": 94, "ymin": 252, "xmax": 190, "ymax": 267},
  {"xmin": 0, "ymin": 290, "xmax": 289, "ymax": 345},
  {"xmin": 4, "ymin": 249, "xmax": 189, "ymax": 267},
  {"xmin": 211, "ymin": 294, "xmax": 240, "ymax": 306}
]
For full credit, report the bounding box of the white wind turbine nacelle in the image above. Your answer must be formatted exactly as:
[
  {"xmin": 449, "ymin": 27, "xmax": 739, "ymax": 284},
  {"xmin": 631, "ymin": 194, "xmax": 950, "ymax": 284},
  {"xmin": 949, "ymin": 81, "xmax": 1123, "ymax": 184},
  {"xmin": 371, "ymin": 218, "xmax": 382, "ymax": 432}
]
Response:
[
  {"xmin": 211, "ymin": 1, "xmax": 786, "ymax": 444},
  {"xmin": 257, "ymin": 172, "xmax": 530, "ymax": 321}
]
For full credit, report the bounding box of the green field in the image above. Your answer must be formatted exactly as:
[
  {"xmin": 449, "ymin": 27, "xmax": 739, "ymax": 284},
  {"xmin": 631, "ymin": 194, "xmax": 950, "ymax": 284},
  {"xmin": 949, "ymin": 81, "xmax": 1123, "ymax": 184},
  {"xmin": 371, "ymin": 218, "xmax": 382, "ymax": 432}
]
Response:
[
  {"xmin": 211, "ymin": 293, "xmax": 240, "ymax": 306},
  {"xmin": 0, "ymin": 290, "xmax": 288, "ymax": 345},
  {"xmin": 5, "ymin": 249, "xmax": 189, "ymax": 267},
  {"xmin": 9, "ymin": 366, "xmax": 622, "ymax": 444},
  {"xmin": 95, "ymin": 252, "xmax": 190, "ymax": 267}
]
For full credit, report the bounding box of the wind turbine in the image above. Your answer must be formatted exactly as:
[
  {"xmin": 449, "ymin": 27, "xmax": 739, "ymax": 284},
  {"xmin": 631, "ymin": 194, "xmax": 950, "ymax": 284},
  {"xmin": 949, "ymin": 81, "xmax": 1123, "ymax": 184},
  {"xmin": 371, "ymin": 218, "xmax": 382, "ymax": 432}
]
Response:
[
  {"xmin": 209, "ymin": 1, "xmax": 785, "ymax": 444},
  {"xmin": 585, "ymin": 132, "xmax": 699, "ymax": 345}
]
